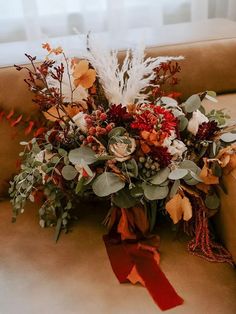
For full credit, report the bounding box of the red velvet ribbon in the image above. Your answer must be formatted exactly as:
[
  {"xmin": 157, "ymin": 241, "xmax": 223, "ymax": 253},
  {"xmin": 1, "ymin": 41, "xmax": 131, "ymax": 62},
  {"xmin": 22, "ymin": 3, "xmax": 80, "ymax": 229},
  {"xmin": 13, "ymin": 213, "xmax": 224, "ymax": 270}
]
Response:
[{"xmin": 103, "ymin": 234, "xmax": 183, "ymax": 311}]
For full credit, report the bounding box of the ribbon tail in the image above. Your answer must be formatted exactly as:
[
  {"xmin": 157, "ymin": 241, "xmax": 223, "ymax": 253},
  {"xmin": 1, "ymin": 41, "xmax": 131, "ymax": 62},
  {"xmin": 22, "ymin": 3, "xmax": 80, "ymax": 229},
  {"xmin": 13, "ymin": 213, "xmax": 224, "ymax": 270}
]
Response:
[
  {"xmin": 103, "ymin": 235, "xmax": 134, "ymax": 283},
  {"xmin": 103, "ymin": 235, "xmax": 184, "ymax": 311},
  {"xmin": 131, "ymin": 249, "xmax": 184, "ymax": 311}
]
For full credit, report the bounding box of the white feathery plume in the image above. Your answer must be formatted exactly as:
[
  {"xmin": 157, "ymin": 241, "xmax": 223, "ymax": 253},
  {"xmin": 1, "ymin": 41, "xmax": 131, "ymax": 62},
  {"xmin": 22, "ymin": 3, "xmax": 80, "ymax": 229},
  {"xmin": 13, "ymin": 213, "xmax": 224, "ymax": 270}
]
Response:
[{"xmin": 85, "ymin": 38, "xmax": 184, "ymax": 106}]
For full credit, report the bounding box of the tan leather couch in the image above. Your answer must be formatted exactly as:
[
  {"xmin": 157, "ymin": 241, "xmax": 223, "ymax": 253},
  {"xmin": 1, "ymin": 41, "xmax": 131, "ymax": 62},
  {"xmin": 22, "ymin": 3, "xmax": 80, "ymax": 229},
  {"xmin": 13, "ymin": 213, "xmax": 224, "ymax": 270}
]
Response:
[{"xmin": 0, "ymin": 38, "xmax": 236, "ymax": 314}]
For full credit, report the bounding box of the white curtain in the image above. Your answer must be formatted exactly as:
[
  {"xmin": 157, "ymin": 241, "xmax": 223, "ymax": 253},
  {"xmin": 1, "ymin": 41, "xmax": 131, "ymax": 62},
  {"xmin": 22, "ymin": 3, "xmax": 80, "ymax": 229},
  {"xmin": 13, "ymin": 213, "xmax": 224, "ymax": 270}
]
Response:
[{"xmin": 0, "ymin": 0, "xmax": 235, "ymax": 44}]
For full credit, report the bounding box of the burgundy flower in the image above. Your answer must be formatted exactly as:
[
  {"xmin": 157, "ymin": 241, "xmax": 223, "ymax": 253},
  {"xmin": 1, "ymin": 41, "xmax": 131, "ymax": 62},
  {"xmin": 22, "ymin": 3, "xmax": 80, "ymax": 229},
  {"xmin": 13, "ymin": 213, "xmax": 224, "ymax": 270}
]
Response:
[
  {"xmin": 107, "ymin": 104, "xmax": 133, "ymax": 125},
  {"xmin": 149, "ymin": 146, "xmax": 172, "ymax": 167},
  {"xmin": 196, "ymin": 121, "xmax": 219, "ymax": 140}
]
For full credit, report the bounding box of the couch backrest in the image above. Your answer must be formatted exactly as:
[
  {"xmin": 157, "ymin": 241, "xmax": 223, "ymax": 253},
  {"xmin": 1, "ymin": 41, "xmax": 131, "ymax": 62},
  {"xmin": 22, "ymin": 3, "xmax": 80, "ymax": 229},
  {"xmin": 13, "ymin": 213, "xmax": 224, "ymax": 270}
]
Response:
[
  {"xmin": 146, "ymin": 38, "xmax": 236, "ymax": 98},
  {"xmin": 0, "ymin": 38, "xmax": 236, "ymax": 196}
]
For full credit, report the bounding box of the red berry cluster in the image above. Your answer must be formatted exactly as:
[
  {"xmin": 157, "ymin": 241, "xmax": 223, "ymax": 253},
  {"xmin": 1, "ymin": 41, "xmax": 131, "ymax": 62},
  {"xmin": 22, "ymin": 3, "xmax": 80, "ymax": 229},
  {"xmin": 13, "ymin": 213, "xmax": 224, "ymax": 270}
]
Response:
[{"xmin": 82, "ymin": 108, "xmax": 114, "ymax": 148}]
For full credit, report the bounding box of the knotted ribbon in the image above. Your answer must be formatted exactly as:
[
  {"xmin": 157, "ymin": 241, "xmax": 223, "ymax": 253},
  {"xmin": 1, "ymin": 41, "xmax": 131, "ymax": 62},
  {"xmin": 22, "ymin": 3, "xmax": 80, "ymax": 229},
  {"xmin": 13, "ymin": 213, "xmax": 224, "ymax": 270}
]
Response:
[{"xmin": 103, "ymin": 207, "xmax": 183, "ymax": 311}]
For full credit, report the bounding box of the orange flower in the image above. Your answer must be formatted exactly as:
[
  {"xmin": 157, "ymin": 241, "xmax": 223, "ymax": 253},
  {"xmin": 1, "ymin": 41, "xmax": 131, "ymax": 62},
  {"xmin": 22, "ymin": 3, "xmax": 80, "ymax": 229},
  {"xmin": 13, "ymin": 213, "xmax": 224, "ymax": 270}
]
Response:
[
  {"xmin": 42, "ymin": 43, "xmax": 51, "ymax": 52},
  {"xmin": 51, "ymin": 46, "xmax": 63, "ymax": 55},
  {"xmin": 43, "ymin": 105, "xmax": 81, "ymax": 122},
  {"xmin": 42, "ymin": 43, "xmax": 63, "ymax": 56},
  {"xmin": 72, "ymin": 60, "xmax": 96, "ymax": 89},
  {"xmin": 140, "ymin": 140, "xmax": 151, "ymax": 154},
  {"xmin": 140, "ymin": 130, "xmax": 166, "ymax": 147}
]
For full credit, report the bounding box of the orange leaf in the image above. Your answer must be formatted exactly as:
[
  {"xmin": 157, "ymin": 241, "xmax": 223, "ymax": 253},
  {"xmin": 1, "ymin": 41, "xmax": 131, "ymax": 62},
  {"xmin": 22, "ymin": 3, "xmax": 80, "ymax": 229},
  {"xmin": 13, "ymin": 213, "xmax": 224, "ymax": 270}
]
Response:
[
  {"xmin": 166, "ymin": 193, "xmax": 192, "ymax": 224},
  {"xmin": 43, "ymin": 106, "xmax": 65, "ymax": 121},
  {"xmin": 166, "ymin": 194, "xmax": 182, "ymax": 224},
  {"xmin": 199, "ymin": 162, "xmax": 219, "ymax": 185},
  {"xmin": 65, "ymin": 105, "xmax": 81, "ymax": 118},
  {"xmin": 196, "ymin": 182, "xmax": 210, "ymax": 194},
  {"xmin": 181, "ymin": 196, "xmax": 192, "ymax": 221}
]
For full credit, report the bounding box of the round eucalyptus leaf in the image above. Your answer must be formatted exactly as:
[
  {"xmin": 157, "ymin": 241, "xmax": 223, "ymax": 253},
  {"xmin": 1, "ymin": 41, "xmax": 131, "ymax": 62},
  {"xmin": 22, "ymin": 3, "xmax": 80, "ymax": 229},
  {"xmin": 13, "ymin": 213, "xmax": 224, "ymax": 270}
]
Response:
[
  {"xmin": 108, "ymin": 127, "xmax": 126, "ymax": 138},
  {"xmin": 160, "ymin": 179, "xmax": 169, "ymax": 187},
  {"xmin": 92, "ymin": 172, "xmax": 125, "ymax": 197},
  {"xmin": 172, "ymin": 109, "xmax": 184, "ymax": 117},
  {"xmin": 178, "ymin": 115, "xmax": 188, "ymax": 131},
  {"xmin": 220, "ymin": 133, "xmax": 236, "ymax": 143},
  {"xmin": 183, "ymin": 94, "xmax": 201, "ymax": 113},
  {"xmin": 150, "ymin": 168, "xmax": 170, "ymax": 185},
  {"xmin": 159, "ymin": 97, "xmax": 178, "ymax": 107},
  {"xmin": 130, "ymin": 186, "xmax": 144, "ymax": 197},
  {"xmin": 207, "ymin": 90, "xmax": 217, "ymax": 98},
  {"xmin": 188, "ymin": 171, "xmax": 203, "ymax": 182},
  {"xmin": 184, "ymin": 177, "xmax": 200, "ymax": 186},
  {"xmin": 169, "ymin": 179, "xmax": 180, "ymax": 198},
  {"xmin": 58, "ymin": 148, "xmax": 67, "ymax": 157},
  {"xmin": 68, "ymin": 147, "xmax": 97, "ymax": 165},
  {"xmin": 126, "ymin": 159, "xmax": 138, "ymax": 177},
  {"xmin": 168, "ymin": 168, "xmax": 189, "ymax": 180},
  {"xmin": 51, "ymin": 156, "xmax": 60, "ymax": 164},
  {"xmin": 205, "ymin": 194, "xmax": 220, "ymax": 209},
  {"xmin": 142, "ymin": 183, "xmax": 169, "ymax": 200},
  {"xmin": 112, "ymin": 188, "xmax": 137, "ymax": 208},
  {"xmin": 61, "ymin": 165, "xmax": 77, "ymax": 181},
  {"xmin": 179, "ymin": 160, "xmax": 201, "ymax": 174}
]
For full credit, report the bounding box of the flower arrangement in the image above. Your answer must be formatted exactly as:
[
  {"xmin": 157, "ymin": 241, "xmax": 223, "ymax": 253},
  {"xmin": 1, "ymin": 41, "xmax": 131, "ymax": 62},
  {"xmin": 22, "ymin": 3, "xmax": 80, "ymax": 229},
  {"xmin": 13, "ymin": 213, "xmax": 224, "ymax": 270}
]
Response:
[{"xmin": 9, "ymin": 39, "xmax": 236, "ymax": 310}]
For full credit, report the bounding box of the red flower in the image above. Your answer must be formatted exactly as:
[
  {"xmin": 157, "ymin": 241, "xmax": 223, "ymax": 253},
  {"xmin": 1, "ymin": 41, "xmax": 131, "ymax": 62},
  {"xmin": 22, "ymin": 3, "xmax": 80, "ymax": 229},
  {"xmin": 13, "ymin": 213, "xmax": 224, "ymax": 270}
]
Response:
[
  {"xmin": 131, "ymin": 104, "xmax": 176, "ymax": 137},
  {"xmin": 196, "ymin": 121, "xmax": 219, "ymax": 140},
  {"xmin": 149, "ymin": 146, "xmax": 172, "ymax": 167},
  {"xmin": 107, "ymin": 104, "xmax": 133, "ymax": 125}
]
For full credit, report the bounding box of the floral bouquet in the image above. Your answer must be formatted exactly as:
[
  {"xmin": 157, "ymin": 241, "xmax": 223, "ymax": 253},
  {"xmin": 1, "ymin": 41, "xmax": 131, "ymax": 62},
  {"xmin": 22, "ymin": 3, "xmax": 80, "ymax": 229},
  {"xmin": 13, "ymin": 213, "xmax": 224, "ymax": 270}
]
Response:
[{"xmin": 9, "ymin": 39, "xmax": 236, "ymax": 310}]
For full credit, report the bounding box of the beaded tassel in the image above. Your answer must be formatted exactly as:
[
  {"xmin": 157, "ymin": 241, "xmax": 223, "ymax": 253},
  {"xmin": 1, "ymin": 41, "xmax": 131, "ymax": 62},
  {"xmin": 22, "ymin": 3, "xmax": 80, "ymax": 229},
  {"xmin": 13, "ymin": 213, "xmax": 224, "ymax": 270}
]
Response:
[{"xmin": 187, "ymin": 197, "xmax": 234, "ymax": 266}]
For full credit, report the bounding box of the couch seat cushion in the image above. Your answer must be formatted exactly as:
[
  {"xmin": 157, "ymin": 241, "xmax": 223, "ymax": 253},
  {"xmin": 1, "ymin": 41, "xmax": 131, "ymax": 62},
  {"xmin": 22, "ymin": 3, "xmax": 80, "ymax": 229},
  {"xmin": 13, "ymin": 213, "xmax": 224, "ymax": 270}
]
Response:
[{"xmin": 0, "ymin": 200, "xmax": 235, "ymax": 314}]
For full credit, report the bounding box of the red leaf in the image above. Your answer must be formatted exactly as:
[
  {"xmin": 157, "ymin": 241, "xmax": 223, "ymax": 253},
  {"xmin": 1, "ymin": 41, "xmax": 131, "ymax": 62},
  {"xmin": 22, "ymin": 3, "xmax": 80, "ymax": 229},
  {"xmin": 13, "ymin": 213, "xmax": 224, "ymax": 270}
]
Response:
[
  {"xmin": 6, "ymin": 109, "xmax": 14, "ymax": 120},
  {"xmin": 167, "ymin": 92, "xmax": 182, "ymax": 99},
  {"xmin": 34, "ymin": 127, "xmax": 46, "ymax": 137},
  {"xmin": 10, "ymin": 114, "xmax": 23, "ymax": 127},
  {"xmin": 24, "ymin": 121, "xmax": 35, "ymax": 135},
  {"xmin": 15, "ymin": 159, "xmax": 22, "ymax": 170},
  {"xmin": 0, "ymin": 111, "xmax": 5, "ymax": 121}
]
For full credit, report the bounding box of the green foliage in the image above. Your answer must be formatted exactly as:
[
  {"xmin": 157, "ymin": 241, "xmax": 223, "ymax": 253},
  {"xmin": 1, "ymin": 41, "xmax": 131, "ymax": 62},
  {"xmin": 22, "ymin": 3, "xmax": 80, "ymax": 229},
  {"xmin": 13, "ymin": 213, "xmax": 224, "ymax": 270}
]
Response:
[
  {"xmin": 205, "ymin": 194, "xmax": 220, "ymax": 209},
  {"xmin": 108, "ymin": 127, "xmax": 126, "ymax": 138},
  {"xmin": 92, "ymin": 172, "xmax": 125, "ymax": 197},
  {"xmin": 142, "ymin": 183, "xmax": 169, "ymax": 201},
  {"xmin": 168, "ymin": 168, "xmax": 188, "ymax": 180},
  {"xmin": 68, "ymin": 147, "xmax": 97, "ymax": 165},
  {"xmin": 183, "ymin": 94, "xmax": 201, "ymax": 113},
  {"xmin": 207, "ymin": 109, "xmax": 231, "ymax": 126},
  {"xmin": 220, "ymin": 132, "xmax": 236, "ymax": 143},
  {"xmin": 150, "ymin": 168, "xmax": 170, "ymax": 185},
  {"xmin": 112, "ymin": 188, "xmax": 137, "ymax": 208},
  {"xmin": 61, "ymin": 165, "xmax": 77, "ymax": 180}
]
